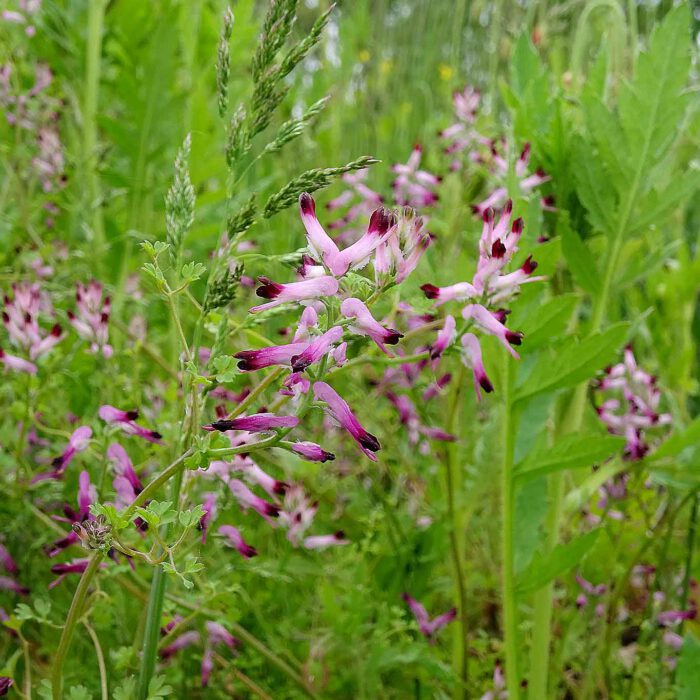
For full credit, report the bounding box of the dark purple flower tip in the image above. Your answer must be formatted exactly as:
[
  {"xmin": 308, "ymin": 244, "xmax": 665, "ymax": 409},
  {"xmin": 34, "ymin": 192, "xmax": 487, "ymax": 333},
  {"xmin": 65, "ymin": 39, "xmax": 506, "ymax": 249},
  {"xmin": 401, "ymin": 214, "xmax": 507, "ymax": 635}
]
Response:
[
  {"xmin": 0, "ymin": 677, "xmax": 13, "ymax": 695},
  {"xmin": 273, "ymin": 480, "xmax": 289, "ymax": 496},
  {"xmin": 319, "ymin": 450, "xmax": 335, "ymax": 462},
  {"xmin": 506, "ymin": 330, "xmax": 524, "ymax": 346},
  {"xmin": 299, "ymin": 192, "xmax": 315, "ymax": 215},
  {"xmin": 413, "ymin": 143, "xmax": 423, "ymax": 152},
  {"xmin": 333, "ymin": 530, "xmax": 345, "ymax": 540},
  {"xmin": 492, "ymin": 308, "xmax": 511, "ymax": 323},
  {"xmin": 240, "ymin": 544, "xmax": 258, "ymax": 559},
  {"xmin": 67, "ymin": 310, "xmax": 76, "ymax": 321},
  {"xmin": 255, "ymin": 277, "xmax": 283, "ymax": 299},
  {"xmin": 203, "ymin": 420, "xmax": 234, "ymax": 432},
  {"xmin": 482, "ymin": 207, "xmax": 495, "ymax": 224},
  {"xmin": 520, "ymin": 143, "xmax": 531, "ymax": 159},
  {"xmin": 480, "ymin": 377, "xmax": 494, "ymax": 393},
  {"xmin": 49, "ymin": 323, "xmax": 62, "ymax": 337},
  {"xmin": 290, "ymin": 355, "xmax": 311, "ymax": 373},
  {"xmin": 420, "ymin": 284, "xmax": 440, "ymax": 299},
  {"xmin": 149, "ymin": 431, "xmax": 163, "ymax": 441},
  {"xmin": 543, "ymin": 195, "xmax": 556, "ymax": 206},
  {"xmin": 358, "ymin": 432, "xmax": 381, "ymax": 453},
  {"xmin": 51, "ymin": 455, "xmax": 66, "ymax": 469},
  {"xmin": 264, "ymin": 502, "xmax": 280, "ymax": 518},
  {"xmin": 470, "ymin": 204, "xmax": 481, "ymax": 215},
  {"xmin": 369, "ymin": 207, "xmax": 396, "ymax": 235},
  {"xmin": 125, "ymin": 410, "xmax": 139, "ymax": 420},
  {"xmin": 511, "ymin": 217, "xmax": 524, "ymax": 234},
  {"xmin": 385, "ymin": 329, "xmax": 403, "ymax": 345},
  {"xmin": 491, "ymin": 240, "xmax": 506, "ymax": 258},
  {"xmin": 1, "ymin": 312, "xmax": 9, "ymax": 325},
  {"xmin": 503, "ymin": 199, "xmax": 513, "ymax": 215},
  {"xmin": 535, "ymin": 167, "xmax": 546, "ymax": 177},
  {"xmin": 521, "ymin": 255, "xmax": 538, "ymax": 274}
]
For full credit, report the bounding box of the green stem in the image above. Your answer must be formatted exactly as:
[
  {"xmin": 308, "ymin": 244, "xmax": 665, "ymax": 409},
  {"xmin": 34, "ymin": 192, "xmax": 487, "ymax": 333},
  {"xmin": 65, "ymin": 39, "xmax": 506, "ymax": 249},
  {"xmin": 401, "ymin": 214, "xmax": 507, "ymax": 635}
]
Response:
[
  {"xmin": 501, "ymin": 354, "xmax": 520, "ymax": 698},
  {"xmin": 51, "ymin": 553, "xmax": 104, "ymax": 700},
  {"xmin": 444, "ymin": 369, "xmax": 469, "ymax": 699},
  {"xmin": 83, "ymin": 0, "xmax": 107, "ymax": 262},
  {"xmin": 84, "ymin": 620, "xmax": 108, "ymax": 700}
]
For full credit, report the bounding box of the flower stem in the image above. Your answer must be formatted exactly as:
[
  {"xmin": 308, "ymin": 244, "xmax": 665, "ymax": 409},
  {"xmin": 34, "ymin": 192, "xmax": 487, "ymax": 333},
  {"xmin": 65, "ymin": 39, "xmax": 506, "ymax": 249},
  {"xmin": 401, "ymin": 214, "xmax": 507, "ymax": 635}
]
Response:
[
  {"xmin": 501, "ymin": 354, "xmax": 520, "ymax": 698},
  {"xmin": 51, "ymin": 553, "xmax": 104, "ymax": 700}
]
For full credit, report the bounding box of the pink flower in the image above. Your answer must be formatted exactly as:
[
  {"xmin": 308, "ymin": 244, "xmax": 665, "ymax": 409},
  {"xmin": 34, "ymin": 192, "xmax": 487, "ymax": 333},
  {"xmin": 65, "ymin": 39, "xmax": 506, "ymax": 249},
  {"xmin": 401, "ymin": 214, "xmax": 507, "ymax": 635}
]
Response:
[
  {"xmin": 49, "ymin": 558, "xmax": 106, "ymax": 589},
  {"xmin": 402, "ymin": 593, "xmax": 456, "ymax": 640},
  {"xmin": 392, "ymin": 145, "xmax": 440, "ymax": 209},
  {"xmin": 161, "ymin": 630, "xmax": 200, "ymax": 659},
  {"xmin": 313, "ymin": 381, "xmax": 380, "ymax": 460},
  {"xmin": 107, "ymin": 443, "xmax": 143, "ymax": 493},
  {"xmin": 340, "ymin": 298, "xmax": 403, "ymax": 354},
  {"xmin": 218, "ymin": 524, "xmax": 258, "ymax": 558},
  {"xmin": 205, "ymin": 621, "xmax": 239, "ymax": 650},
  {"xmin": 251, "ymin": 275, "xmax": 339, "ymax": 313},
  {"xmin": 326, "ymin": 169, "xmax": 383, "ymax": 236},
  {"xmin": 460, "ymin": 333, "xmax": 493, "ymax": 399},
  {"xmin": 0, "ymin": 348, "xmax": 37, "ymax": 374},
  {"xmin": 203, "ymin": 413, "xmax": 299, "ymax": 433},
  {"xmin": 279, "ymin": 486, "xmax": 318, "ymax": 546},
  {"xmin": 303, "ymin": 531, "xmax": 349, "ymax": 550},
  {"xmin": 291, "ymin": 326, "xmax": 344, "ymax": 372},
  {"xmin": 290, "ymin": 441, "xmax": 335, "ymax": 462},
  {"xmin": 228, "ymin": 479, "xmax": 280, "ymax": 524},
  {"xmin": 99, "ymin": 405, "xmax": 163, "ymax": 444},
  {"xmin": 52, "ymin": 425, "xmax": 92, "ymax": 473},
  {"xmin": 462, "ymin": 304, "xmax": 523, "ymax": 359},
  {"xmin": 420, "ymin": 282, "xmax": 477, "ymax": 307},
  {"xmin": 0, "ymin": 576, "xmax": 28, "ymax": 596},
  {"xmin": 0, "ymin": 545, "xmax": 18, "ymax": 576},
  {"xmin": 68, "ymin": 281, "xmax": 112, "ymax": 357},
  {"xmin": 430, "ymin": 315, "xmax": 456, "ymax": 363},
  {"xmin": 235, "ymin": 342, "xmax": 309, "ymax": 371},
  {"xmin": 199, "ymin": 492, "xmax": 217, "ymax": 543}
]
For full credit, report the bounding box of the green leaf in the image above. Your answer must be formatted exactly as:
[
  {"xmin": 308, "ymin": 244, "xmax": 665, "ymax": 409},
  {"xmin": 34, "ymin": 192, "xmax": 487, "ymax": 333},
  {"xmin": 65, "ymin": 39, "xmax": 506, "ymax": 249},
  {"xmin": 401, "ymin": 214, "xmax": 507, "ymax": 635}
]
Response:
[
  {"xmin": 515, "ymin": 323, "xmax": 629, "ymax": 402},
  {"xmin": 561, "ymin": 225, "xmax": 601, "ymax": 296},
  {"xmin": 573, "ymin": 135, "xmax": 615, "ymax": 234},
  {"xmin": 516, "ymin": 294, "xmax": 579, "ymax": 350},
  {"xmin": 676, "ymin": 634, "xmax": 700, "ymax": 700},
  {"xmin": 515, "ymin": 433, "xmax": 625, "ymax": 481},
  {"xmin": 648, "ymin": 415, "xmax": 700, "ymax": 463},
  {"xmin": 618, "ymin": 5, "xmax": 691, "ymax": 193},
  {"xmin": 515, "ymin": 529, "xmax": 600, "ymax": 595}
]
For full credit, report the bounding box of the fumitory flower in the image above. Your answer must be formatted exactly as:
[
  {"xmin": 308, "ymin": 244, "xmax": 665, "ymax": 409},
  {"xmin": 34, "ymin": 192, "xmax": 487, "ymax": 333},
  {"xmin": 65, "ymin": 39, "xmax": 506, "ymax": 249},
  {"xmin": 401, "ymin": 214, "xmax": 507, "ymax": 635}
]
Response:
[
  {"xmin": 203, "ymin": 413, "xmax": 299, "ymax": 433},
  {"xmin": 218, "ymin": 524, "xmax": 257, "ymax": 559},
  {"xmin": 439, "ymin": 86, "xmax": 488, "ymax": 171},
  {"xmin": 99, "ymin": 404, "xmax": 163, "ymax": 444},
  {"xmin": 250, "ymin": 275, "xmax": 339, "ymax": 313},
  {"xmin": 402, "ymin": 593, "xmax": 456, "ymax": 641},
  {"xmin": 289, "ymin": 441, "xmax": 335, "ymax": 462},
  {"xmin": 303, "ymin": 531, "xmax": 349, "ymax": 550},
  {"xmin": 67, "ymin": 281, "xmax": 112, "ymax": 357},
  {"xmin": 392, "ymin": 145, "xmax": 440, "ymax": 209},
  {"xmin": 227, "ymin": 479, "xmax": 280, "ymax": 524},
  {"xmin": 312, "ymin": 381, "xmax": 380, "ymax": 460},
  {"xmin": 326, "ymin": 168, "xmax": 383, "ymax": 238},
  {"xmin": 341, "ymin": 298, "xmax": 402, "ymax": 354}
]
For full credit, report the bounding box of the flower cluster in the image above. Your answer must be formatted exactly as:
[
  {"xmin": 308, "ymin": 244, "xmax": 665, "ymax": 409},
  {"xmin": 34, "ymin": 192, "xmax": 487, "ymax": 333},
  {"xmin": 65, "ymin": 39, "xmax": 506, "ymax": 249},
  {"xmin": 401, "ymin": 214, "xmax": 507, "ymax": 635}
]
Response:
[
  {"xmin": 68, "ymin": 281, "xmax": 113, "ymax": 358},
  {"xmin": 596, "ymin": 345, "xmax": 671, "ymax": 460},
  {"xmin": 420, "ymin": 201, "xmax": 544, "ymax": 397},
  {"xmin": 439, "ymin": 86, "xmax": 488, "ymax": 171},
  {"xmin": 1, "ymin": 281, "xmax": 63, "ymax": 373},
  {"xmin": 391, "ymin": 145, "xmax": 441, "ymax": 209}
]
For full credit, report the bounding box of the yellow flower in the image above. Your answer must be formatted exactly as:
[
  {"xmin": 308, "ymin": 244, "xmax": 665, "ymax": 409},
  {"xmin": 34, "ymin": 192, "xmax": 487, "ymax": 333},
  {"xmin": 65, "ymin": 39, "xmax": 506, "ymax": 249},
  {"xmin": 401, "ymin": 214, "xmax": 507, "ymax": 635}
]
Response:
[
  {"xmin": 380, "ymin": 59, "xmax": 393, "ymax": 75},
  {"xmin": 439, "ymin": 64, "xmax": 454, "ymax": 81},
  {"xmin": 359, "ymin": 49, "xmax": 370, "ymax": 63}
]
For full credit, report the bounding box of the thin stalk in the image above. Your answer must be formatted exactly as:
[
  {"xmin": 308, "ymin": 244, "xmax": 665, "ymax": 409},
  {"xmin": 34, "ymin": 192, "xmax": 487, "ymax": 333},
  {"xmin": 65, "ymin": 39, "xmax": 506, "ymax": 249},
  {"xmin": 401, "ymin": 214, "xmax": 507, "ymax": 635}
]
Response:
[
  {"xmin": 84, "ymin": 620, "xmax": 108, "ymax": 700},
  {"xmin": 501, "ymin": 354, "xmax": 520, "ymax": 698},
  {"xmin": 51, "ymin": 553, "xmax": 104, "ymax": 700},
  {"xmin": 83, "ymin": 0, "xmax": 107, "ymax": 263},
  {"xmin": 443, "ymin": 367, "xmax": 469, "ymax": 698}
]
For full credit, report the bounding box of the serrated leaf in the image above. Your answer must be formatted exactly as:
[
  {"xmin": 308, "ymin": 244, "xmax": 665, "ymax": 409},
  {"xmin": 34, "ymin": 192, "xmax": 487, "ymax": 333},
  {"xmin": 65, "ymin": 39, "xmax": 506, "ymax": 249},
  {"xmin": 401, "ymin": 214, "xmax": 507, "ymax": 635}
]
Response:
[
  {"xmin": 515, "ymin": 433, "xmax": 625, "ymax": 481},
  {"xmin": 517, "ymin": 295, "xmax": 579, "ymax": 350},
  {"xmin": 515, "ymin": 323, "xmax": 629, "ymax": 402},
  {"xmin": 648, "ymin": 415, "xmax": 700, "ymax": 464},
  {"xmin": 573, "ymin": 136, "xmax": 616, "ymax": 234},
  {"xmin": 515, "ymin": 529, "xmax": 600, "ymax": 595},
  {"xmin": 561, "ymin": 225, "xmax": 601, "ymax": 296}
]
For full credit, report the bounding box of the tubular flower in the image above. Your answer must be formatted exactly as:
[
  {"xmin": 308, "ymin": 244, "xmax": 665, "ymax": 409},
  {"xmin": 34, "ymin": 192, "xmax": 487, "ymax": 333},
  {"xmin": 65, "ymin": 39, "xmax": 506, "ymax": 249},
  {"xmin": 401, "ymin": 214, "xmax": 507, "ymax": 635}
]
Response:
[
  {"xmin": 303, "ymin": 531, "xmax": 349, "ymax": 550},
  {"xmin": 49, "ymin": 558, "xmax": 106, "ymax": 589},
  {"xmin": 326, "ymin": 169, "xmax": 383, "ymax": 237},
  {"xmin": 291, "ymin": 325, "xmax": 344, "ymax": 372},
  {"xmin": 299, "ymin": 193, "xmax": 396, "ymax": 276},
  {"xmin": 198, "ymin": 492, "xmax": 217, "ymax": 544},
  {"xmin": 460, "ymin": 333, "xmax": 494, "ymax": 399},
  {"xmin": 439, "ymin": 86, "xmax": 489, "ymax": 171},
  {"xmin": 107, "ymin": 443, "xmax": 143, "ymax": 494},
  {"xmin": 0, "ymin": 546, "xmax": 18, "ymax": 576},
  {"xmin": 250, "ymin": 275, "xmax": 339, "ymax": 313},
  {"xmin": 2, "ymin": 282, "xmax": 64, "ymax": 361},
  {"xmin": 52, "ymin": 425, "xmax": 92, "ymax": 473},
  {"xmin": 237, "ymin": 462, "xmax": 288, "ymax": 498},
  {"xmin": 279, "ymin": 486, "xmax": 318, "ymax": 546},
  {"xmin": 0, "ymin": 678, "xmax": 13, "ymax": 696},
  {"xmin": 596, "ymin": 346, "xmax": 671, "ymax": 460},
  {"xmin": 0, "ymin": 347, "xmax": 37, "ymax": 374},
  {"xmin": 203, "ymin": 413, "xmax": 299, "ymax": 433},
  {"xmin": 313, "ymin": 381, "xmax": 380, "ymax": 460},
  {"xmin": 340, "ymin": 298, "xmax": 403, "ymax": 354},
  {"xmin": 235, "ymin": 342, "xmax": 309, "ymax": 371},
  {"xmin": 227, "ymin": 479, "xmax": 280, "ymax": 524},
  {"xmin": 218, "ymin": 524, "xmax": 258, "ymax": 559},
  {"xmin": 473, "ymin": 142, "xmax": 551, "ymax": 216},
  {"xmin": 290, "ymin": 441, "xmax": 336, "ymax": 462},
  {"xmin": 67, "ymin": 281, "xmax": 112, "ymax": 357},
  {"xmin": 430, "ymin": 314, "xmax": 456, "ymax": 363},
  {"xmin": 391, "ymin": 145, "xmax": 440, "ymax": 209},
  {"xmin": 462, "ymin": 304, "xmax": 523, "ymax": 358},
  {"xmin": 0, "ymin": 576, "xmax": 28, "ymax": 596},
  {"xmin": 99, "ymin": 405, "xmax": 162, "ymax": 444},
  {"xmin": 402, "ymin": 593, "xmax": 457, "ymax": 640},
  {"xmin": 160, "ymin": 631, "xmax": 201, "ymax": 660}
]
